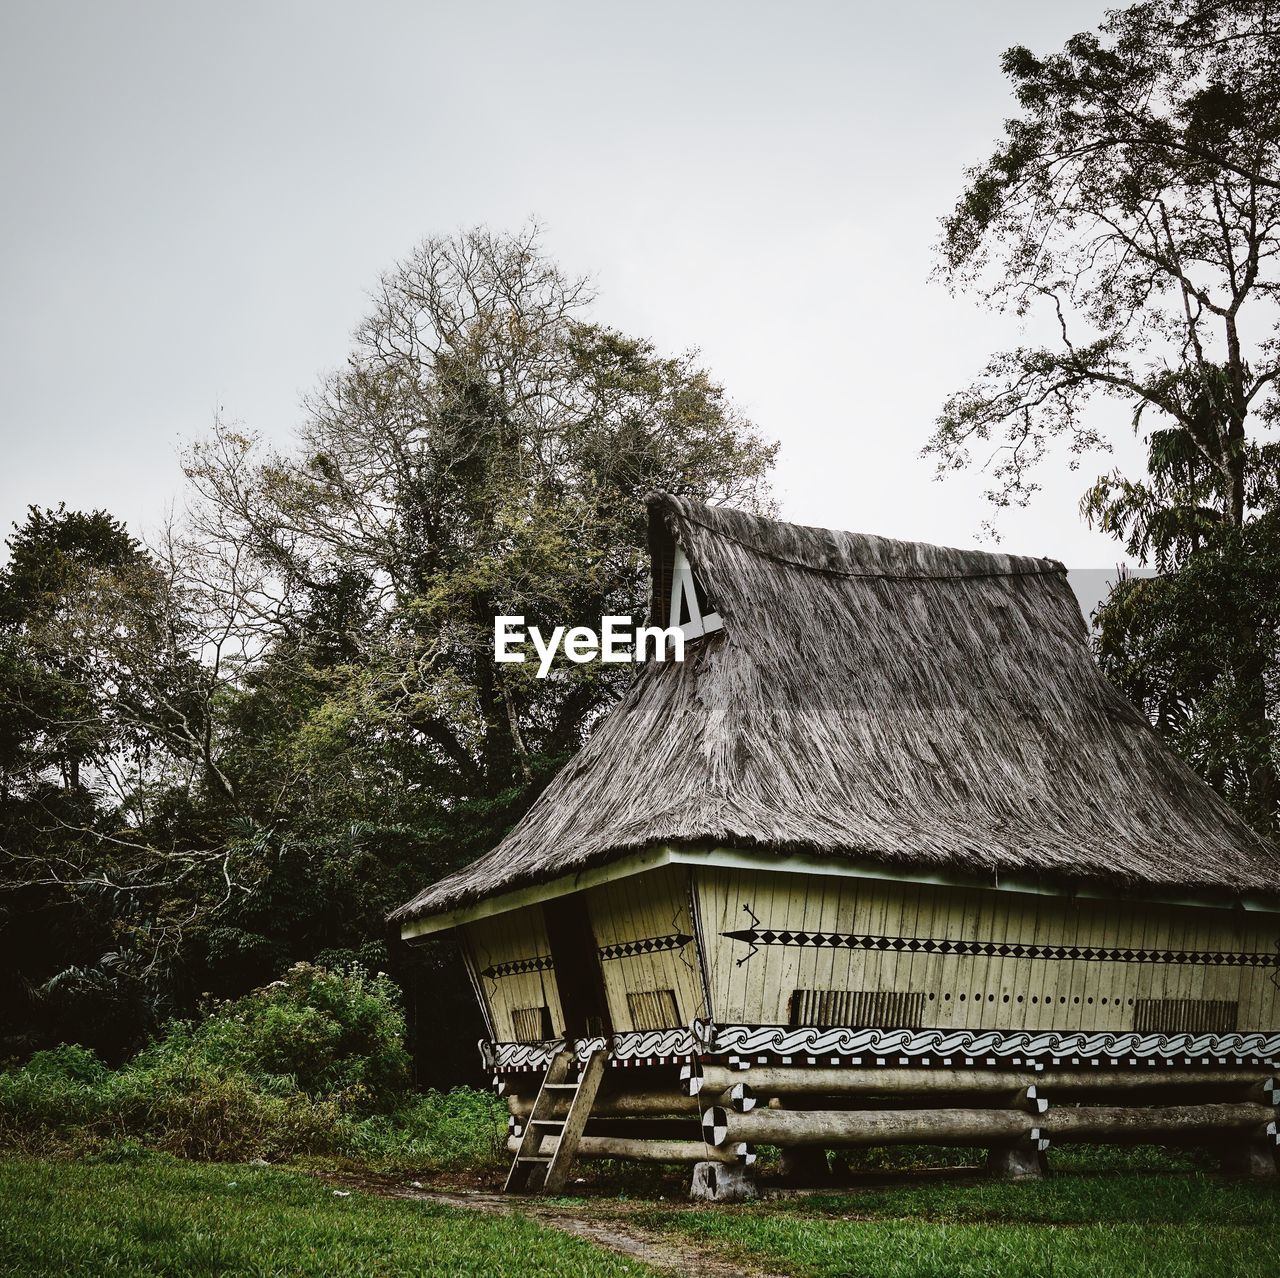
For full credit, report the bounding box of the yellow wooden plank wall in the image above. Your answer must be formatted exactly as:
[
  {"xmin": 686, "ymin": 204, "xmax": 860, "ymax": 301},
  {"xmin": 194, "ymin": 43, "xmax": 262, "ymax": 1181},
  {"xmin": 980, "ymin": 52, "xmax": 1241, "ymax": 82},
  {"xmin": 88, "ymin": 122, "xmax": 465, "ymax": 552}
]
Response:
[
  {"xmin": 695, "ymin": 867, "xmax": 1280, "ymax": 1032},
  {"xmin": 463, "ymin": 904, "xmax": 564, "ymax": 1042},
  {"xmin": 585, "ymin": 865, "xmax": 708, "ymax": 1031},
  {"xmin": 463, "ymin": 867, "xmax": 707, "ymax": 1038}
]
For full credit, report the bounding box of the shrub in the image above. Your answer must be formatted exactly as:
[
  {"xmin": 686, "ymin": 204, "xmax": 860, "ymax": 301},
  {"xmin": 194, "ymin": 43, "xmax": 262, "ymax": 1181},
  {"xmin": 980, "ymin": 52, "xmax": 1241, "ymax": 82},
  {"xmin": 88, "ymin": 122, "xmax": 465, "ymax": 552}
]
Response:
[
  {"xmin": 0, "ymin": 965, "xmax": 469, "ymax": 1168},
  {"xmin": 16, "ymin": 1044, "xmax": 110, "ymax": 1086},
  {"xmin": 344, "ymin": 1088, "xmax": 507, "ymax": 1174},
  {"xmin": 0, "ymin": 1045, "xmax": 111, "ymax": 1146},
  {"xmin": 103, "ymin": 1056, "xmax": 345, "ymax": 1161},
  {"xmin": 142, "ymin": 962, "xmax": 412, "ymax": 1113}
]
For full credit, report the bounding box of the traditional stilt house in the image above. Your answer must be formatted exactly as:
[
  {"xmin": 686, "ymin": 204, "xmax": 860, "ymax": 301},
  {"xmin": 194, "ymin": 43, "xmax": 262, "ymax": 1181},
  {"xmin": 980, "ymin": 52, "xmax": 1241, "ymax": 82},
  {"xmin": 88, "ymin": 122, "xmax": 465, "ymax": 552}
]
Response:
[{"xmin": 391, "ymin": 495, "xmax": 1280, "ymax": 1196}]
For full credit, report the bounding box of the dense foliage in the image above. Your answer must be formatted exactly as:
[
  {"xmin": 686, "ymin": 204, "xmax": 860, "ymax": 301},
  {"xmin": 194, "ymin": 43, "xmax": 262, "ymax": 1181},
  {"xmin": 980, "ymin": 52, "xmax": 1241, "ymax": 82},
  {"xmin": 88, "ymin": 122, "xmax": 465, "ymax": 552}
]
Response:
[
  {"xmin": 0, "ymin": 965, "xmax": 505, "ymax": 1171},
  {"xmin": 0, "ymin": 225, "xmax": 775, "ymax": 1072},
  {"xmin": 929, "ymin": 0, "xmax": 1280, "ymax": 836}
]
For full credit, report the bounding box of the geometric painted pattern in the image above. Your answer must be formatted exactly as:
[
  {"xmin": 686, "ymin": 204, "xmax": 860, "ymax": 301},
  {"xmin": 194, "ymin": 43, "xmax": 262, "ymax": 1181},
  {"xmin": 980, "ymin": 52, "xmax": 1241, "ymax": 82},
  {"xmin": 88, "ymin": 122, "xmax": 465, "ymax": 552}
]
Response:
[
  {"xmin": 599, "ymin": 932, "xmax": 693, "ymax": 961},
  {"xmin": 483, "ymin": 1027, "xmax": 697, "ymax": 1072},
  {"xmin": 723, "ymin": 918, "xmax": 1280, "ymax": 969},
  {"xmin": 703, "ymin": 1021, "xmax": 1280, "ymax": 1066},
  {"xmin": 480, "ymin": 954, "xmax": 554, "ymax": 979},
  {"xmin": 482, "ymin": 932, "xmax": 693, "ymax": 978},
  {"xmin": 481, "ymin": 1021, "xmax": 1280, "ymax": 1073}
]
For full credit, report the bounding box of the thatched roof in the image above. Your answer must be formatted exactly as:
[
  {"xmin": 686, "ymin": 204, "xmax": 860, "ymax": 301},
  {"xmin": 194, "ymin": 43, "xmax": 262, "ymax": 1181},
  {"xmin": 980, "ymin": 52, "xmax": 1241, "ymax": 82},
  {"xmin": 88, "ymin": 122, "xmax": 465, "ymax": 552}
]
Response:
[{"xmin": 392, "ymin": 495, "xmax": 1280, "ymax": 924}]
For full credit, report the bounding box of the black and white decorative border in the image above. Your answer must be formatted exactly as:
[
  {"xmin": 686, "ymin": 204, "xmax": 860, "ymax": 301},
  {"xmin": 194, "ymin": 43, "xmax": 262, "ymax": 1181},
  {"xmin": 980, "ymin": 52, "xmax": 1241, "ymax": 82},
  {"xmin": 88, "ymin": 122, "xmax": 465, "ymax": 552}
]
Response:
[
  {"xmin": 479, "ymin": 955, "xmax": 553, "ymax": 979},
  {"xmin": 479, "ymin": 932, "xmax": 694, "ymax": 982},
  {"xmin": 599, "ymin": 932, "xmax": 693, "ymax": 961},
  {"xmin": 723, "ymin": 907, "xmax": 1280, "ymax": 969},
  {"xmin": 483, "ymin": 1021, "xmax": 1280, "ymax": 1073},
  {"xmin": 701, "ymin": 1022, "xmax": 1280, "ymax": 1068},
  {"xmin": 483, "ymin": 1027, "xmax": 699, "ymax": 1072}
]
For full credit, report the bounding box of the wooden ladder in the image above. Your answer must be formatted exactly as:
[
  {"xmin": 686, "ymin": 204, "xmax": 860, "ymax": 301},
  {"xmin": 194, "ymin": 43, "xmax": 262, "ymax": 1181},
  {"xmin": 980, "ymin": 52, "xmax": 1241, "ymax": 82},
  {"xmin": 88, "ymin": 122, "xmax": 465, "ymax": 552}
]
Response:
[{"xmin": 503, "ymin": 1046, "xmax": 606, "ymax": 1194}]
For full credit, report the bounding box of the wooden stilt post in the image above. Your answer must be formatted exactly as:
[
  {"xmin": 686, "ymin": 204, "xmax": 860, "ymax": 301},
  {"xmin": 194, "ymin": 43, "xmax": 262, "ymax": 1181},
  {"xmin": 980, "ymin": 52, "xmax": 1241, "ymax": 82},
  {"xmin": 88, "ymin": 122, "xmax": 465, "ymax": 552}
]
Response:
[
  {"xmin": 1219, "ymin": 1121, "xmax": 1279, "ymax": 1178},
  {"xmin": 988, "ymin": 1084, "xmax": 1050, "ymax": 1180}
]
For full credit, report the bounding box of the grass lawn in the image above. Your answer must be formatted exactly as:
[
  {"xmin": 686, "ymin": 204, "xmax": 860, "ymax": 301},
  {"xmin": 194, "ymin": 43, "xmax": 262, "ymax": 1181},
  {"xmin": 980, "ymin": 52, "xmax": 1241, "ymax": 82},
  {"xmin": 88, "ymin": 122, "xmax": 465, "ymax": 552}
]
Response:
[
  {"xmin": 0, "ymin": 1156, "xmax": 654, "ymax": 1277},
  {"xmin": 5, "ymin": 1153, "xmax": 1280, "ymax": 1277},
  {"xmin": 636, "ymin": 1172, "xmax": 1280, "ymax": 1278}
]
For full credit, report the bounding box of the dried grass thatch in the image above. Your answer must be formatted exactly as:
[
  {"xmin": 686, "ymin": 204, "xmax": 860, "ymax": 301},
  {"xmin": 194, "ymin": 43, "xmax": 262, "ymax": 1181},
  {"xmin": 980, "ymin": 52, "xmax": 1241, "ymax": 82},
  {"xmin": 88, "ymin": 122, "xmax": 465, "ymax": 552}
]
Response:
[{"xmin": 392, "ymin": 495, "xmax": 1280, "ymax": 923}]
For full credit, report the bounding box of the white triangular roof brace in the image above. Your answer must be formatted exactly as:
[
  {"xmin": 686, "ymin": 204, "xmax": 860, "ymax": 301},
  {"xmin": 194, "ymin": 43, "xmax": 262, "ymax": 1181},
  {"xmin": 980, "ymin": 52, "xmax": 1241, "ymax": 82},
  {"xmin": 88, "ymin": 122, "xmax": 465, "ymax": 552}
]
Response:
[{"xmin": 668, "ymin": 545, "xmax": 722, "ymax": 640}]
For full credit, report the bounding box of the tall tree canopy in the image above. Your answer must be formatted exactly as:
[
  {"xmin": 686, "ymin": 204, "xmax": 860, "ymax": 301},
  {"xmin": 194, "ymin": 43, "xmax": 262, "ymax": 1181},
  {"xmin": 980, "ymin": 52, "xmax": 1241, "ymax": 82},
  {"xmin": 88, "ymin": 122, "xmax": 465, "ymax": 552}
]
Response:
[
  {"xmin": 929, "ymin": 0, "xmax": 1280, "ymax": 835},
  {"xmin": 183, "ymin": 225, "xmax": 774, "ymax": 819},
  {"xmin": 0, "ymin": 506, "xmax": 233, "ymax": 1057},
  {"xmin": 0, "ymin": 226, "xmax": 776, "ymax": 1072}
]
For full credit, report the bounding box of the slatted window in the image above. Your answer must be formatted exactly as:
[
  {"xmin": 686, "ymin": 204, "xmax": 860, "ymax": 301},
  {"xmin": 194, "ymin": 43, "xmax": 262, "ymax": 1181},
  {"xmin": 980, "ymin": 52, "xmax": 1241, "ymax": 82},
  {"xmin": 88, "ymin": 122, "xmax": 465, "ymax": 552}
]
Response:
[
  {"xmin": 512, "ymin": 1005, "xmax": 553, "ymax": 1043},
  {"xmin": 789, "ymin": 989, "xmax": 926, "ymax": 1029},
  {"xmin": 626, "ymin": 989, "xmax": 680, "ymax": 1031},
  {"xmin": 1133, "ymin": 998, "xmax": 1238, "ymax": 1035}
]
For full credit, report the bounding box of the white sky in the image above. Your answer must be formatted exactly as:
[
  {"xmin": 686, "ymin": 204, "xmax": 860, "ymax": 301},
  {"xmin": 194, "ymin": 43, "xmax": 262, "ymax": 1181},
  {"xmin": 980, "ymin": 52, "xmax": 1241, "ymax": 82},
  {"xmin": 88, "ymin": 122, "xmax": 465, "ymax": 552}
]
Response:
[{"xmin": 0, "ymin": 0, "xmax": 1147, "ymax": 579}]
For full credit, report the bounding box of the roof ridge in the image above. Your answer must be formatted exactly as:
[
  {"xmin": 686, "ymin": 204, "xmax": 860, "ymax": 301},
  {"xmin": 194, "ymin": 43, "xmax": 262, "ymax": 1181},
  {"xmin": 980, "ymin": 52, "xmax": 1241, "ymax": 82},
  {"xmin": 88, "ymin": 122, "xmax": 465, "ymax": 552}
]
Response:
[{"xmin": 676, "ymin": 509, "xmax": 1065, "ymax": 584}]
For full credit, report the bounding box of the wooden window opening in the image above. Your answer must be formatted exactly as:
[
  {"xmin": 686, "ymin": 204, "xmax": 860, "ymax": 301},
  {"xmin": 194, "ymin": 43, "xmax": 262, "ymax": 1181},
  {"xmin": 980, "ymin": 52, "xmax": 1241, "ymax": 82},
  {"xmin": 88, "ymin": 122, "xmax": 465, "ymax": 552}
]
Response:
[
  {"xmin": 789, "ymin": 989, "xmax": 926, "ymax": 1030},
  {"xmin": 626, "ymin": 988, "xmax": 681, "ymax": 1031},
  {"xmin": 512, "ymin": 1005, "xmax": 554, "ymax": 1043}
]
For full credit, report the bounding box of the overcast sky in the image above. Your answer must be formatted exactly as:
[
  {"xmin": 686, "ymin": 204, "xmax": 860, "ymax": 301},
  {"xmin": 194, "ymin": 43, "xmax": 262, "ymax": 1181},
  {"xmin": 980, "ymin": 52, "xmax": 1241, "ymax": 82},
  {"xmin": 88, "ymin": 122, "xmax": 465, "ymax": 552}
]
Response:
[{"xmin": 1, "ymin": 0, "xmax": 1146, "ymax": 582}]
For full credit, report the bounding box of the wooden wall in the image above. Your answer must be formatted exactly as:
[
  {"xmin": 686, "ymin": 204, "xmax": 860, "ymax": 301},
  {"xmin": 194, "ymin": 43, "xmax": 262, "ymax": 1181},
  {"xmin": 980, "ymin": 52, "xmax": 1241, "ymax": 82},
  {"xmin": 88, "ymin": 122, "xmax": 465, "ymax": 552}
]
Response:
[
  {"xmin": 462, "ymin": 904, "xmax": 563, "ymax": 1043},
  {"xmin": 584, "ymin": 864, "xmax": 708, "ymax": 1032},
  {"xmin": 693, "ymin": 866, "xmax": 1280, "ymax": 1034},
  {"xmin": 462, "ymin": 862, "xmax": 1280, "ymax": 1041},
  {"xmin": 463, "ymin": 865, "xmax": 706, "ymax": 1039}
]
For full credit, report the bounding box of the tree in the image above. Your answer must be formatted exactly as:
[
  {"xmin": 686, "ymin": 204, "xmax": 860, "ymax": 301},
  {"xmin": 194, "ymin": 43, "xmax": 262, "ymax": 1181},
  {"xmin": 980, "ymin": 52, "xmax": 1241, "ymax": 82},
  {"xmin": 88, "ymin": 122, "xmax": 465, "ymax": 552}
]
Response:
[
  {"xmin": 0, "ymin": 506, "xmax": 259, "ymax": 1058},
  {"xmin": 1093, "ymin": 514, "xmax": 1280, "ymax": 825},
  {"xmin": 183, "ymin": 225, "xmax": 774, "ymax": 811},
  {"xmin": 176, "ymin": 225, "xmax": 775, "ymax": 1081},
  {"xmin": 927, "ymin": 0, "xmax": 1280, "ymax": 835},
  {"xmin": 0, "ymin": 228, "xmax": 776, "ymax": 1077}
]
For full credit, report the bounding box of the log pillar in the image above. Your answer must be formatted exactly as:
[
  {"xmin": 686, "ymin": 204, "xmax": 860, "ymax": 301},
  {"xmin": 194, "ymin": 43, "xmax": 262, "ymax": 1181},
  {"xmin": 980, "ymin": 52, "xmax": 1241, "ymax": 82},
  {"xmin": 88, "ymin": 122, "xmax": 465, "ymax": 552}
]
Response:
[
  {"xmin": 683, "ymin": 1063, "xmax": 1277, "ymax": 1102},
  {"xmin": 778, "ymin": 1146, "xmax": 832, "ymax": 1185},
  {"xmin": 987, "ymin": 1137, "xmax": 1048, "ymax": 1180},
  {"xmin": 690, "ymin": 1160, "xmax": 758, "ymax": 1203},
  {"xmin": 988, "ymin": 1086, "xmax": 1050, "ymax": 1180},
  {"xmin": 1220, "ymin": 1120, "xmax": 1279, "ymax": 1178},
  {"xmin": 1220, "ymin": 1142, "xmax": 1278, "ymax": 1178}
]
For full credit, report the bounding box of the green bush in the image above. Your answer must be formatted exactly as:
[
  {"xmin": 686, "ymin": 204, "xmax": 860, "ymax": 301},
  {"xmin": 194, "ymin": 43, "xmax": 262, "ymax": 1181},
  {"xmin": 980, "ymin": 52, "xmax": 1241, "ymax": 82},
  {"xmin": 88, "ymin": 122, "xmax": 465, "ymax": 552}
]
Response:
[
  {"xmin": 16, "ymin": 1044, "xmax": 110, "ymax": 1086},
  {"xmin": 0, "ymin": 1044, "xmax": 120, "ymax": 1148},
  {"xmin": 344, "ymin": 1088, "xmax": 507, "ymax": 1173},
  {"xmin": 102, "ymin": 1057, "xmax": 344, "ymax": 1161},
  {"xmin": 143, "ymin": 962, "xmax": 412, "ymax": 1113},
  {"xmin": 0, "ymin": 965, "xmax": 500, "ymax": 1172}
]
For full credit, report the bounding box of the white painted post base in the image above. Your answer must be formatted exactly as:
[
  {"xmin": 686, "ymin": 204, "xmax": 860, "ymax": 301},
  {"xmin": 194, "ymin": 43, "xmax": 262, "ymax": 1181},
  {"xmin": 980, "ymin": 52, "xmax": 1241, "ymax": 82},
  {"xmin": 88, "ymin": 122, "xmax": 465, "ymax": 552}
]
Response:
[
  {"xmin": 690, "ymin": 1160, "xmax": 758, "ymax": 1202},
  {"xmin": 987, "ymin": 1143, "xmax": 1046, "ymax": 1180}
]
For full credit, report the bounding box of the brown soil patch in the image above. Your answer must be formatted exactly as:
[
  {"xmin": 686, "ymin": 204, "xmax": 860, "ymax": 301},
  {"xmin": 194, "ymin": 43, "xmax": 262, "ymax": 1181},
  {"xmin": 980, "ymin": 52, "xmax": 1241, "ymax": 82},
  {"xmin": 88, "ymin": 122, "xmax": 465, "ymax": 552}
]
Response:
[{"xmin": 319, "ymin": 1173, "xmax": 791, "ymax": 1277}]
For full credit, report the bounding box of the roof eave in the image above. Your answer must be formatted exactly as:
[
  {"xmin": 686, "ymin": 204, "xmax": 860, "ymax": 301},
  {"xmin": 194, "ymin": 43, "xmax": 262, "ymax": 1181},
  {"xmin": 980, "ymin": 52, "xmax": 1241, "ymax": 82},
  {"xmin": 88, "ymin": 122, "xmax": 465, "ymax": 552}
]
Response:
[{"xmin": 398, "ymin": 841, "xmax": 1280, "ymax": 939}]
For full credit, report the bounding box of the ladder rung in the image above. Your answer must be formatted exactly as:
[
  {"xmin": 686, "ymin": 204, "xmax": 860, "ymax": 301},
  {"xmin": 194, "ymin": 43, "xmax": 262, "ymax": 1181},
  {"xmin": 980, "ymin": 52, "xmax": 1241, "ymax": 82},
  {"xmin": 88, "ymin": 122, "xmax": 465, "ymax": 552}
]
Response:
[{"xmin": 505, "ymin": 1047, "xmax": 605, "ymax": 1196}]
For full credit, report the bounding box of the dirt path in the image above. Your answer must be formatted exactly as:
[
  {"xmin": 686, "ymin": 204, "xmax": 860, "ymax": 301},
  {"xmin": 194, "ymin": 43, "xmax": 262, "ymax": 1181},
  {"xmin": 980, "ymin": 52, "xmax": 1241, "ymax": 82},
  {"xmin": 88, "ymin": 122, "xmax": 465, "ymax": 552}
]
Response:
[{"xmin": 322, "ymin": 1175, "xmax": 790, "ymax": 1278}]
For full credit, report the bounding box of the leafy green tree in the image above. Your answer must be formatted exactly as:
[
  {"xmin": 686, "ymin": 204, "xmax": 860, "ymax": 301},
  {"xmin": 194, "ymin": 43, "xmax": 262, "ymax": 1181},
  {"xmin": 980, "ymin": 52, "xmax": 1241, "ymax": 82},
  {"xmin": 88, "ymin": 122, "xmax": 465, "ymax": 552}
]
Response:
[
  {"xmin": 0, "ymin": 506, "xmax": 150, "ymax": 794},
  {"xmin": 185, "ymin": 226, "xmax": 774, "ymax": 807},
  {"xmin": 1093, "ymin": 515, "xmax": 1280, "ymax": 827},
  {"xmin": 0, "ymin": 508, "xmax": 204, "ymax": 1057},
  {"xmin": 928, "ymin": 0, "xmax": 1280, "ymax": 835},
  {"xmin": 1, "ymin": 229, "xmax": 776, "ymax": 1079},
  {"xmin": 176, "ymin": 226, "xmax": 775, "ymax": 1079}
]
